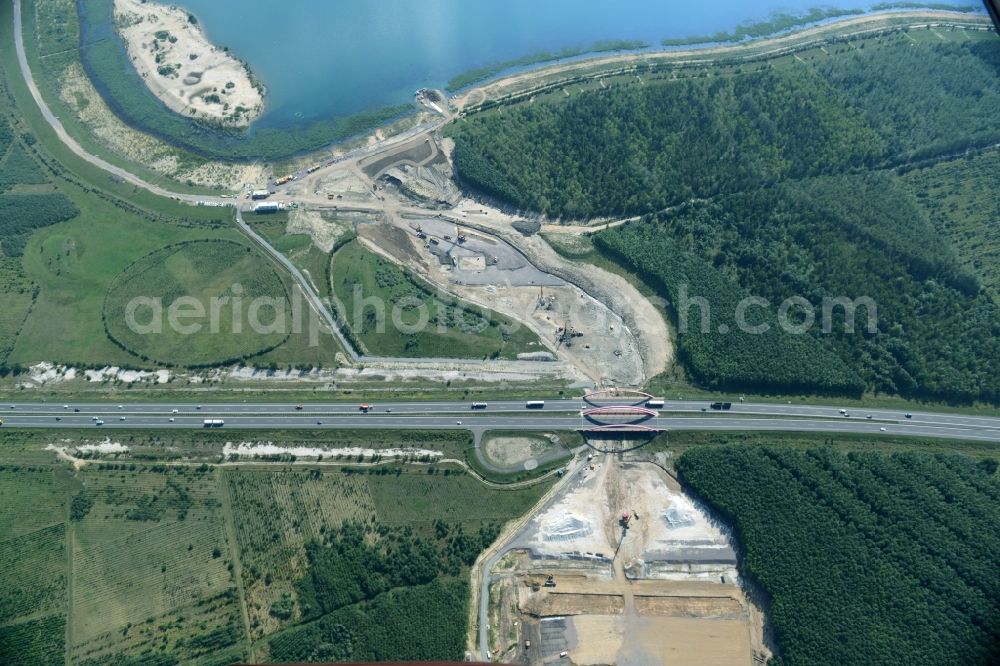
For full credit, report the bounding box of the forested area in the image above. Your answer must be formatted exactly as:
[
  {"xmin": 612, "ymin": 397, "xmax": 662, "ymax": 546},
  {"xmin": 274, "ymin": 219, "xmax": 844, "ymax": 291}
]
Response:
[
  {"xmin": 902, "ymin": 150, "xmax": 1000, "ymax": 303},
  {"xmin": 676, "ymin": 447, "xmax": 1000, "ymax": 665},
  {"xmin": 0, "ymin": 192, "xmax": 79, "ymax": 257},
  {"xmin": 452, "ymin": 66, "xmax": 882, "ymax": 218},
  {"xmin": 450, "ymin": 37, "xmax": 1000, "ymax": 220},
  {"xmin": 450, "ymin": 31, "xmax": 1000, "ymax": 400},
  {"xmin": 269, "ymin": 579, "xmax": 467, "ymax": 663},
  {"xmin": 595, "ymin": 222, "xmax": 864, "ymax": 395},
  {"xmin": 598, "ymin": 173, "xmax": 1000, "ymax": 402},
  {"xmin": 269, "ymin": 520, "xmax": 499, "ymax": 662},
  {"xmin": 0, "ymin": 145, "xmax": 49, "ymax": 190}
]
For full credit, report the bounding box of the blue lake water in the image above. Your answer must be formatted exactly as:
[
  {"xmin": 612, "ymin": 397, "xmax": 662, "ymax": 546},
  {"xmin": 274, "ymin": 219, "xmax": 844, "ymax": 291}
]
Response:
[{"xmin": 170, "ymin": 0, "xmax": 978, "ymax": 128}]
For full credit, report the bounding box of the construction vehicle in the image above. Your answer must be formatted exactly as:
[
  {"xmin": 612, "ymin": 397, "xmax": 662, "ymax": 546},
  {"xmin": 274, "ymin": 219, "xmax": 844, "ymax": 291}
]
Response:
[
  {"xmin": 620, "ymin": 512, "xmax": 632, "ymax": 529},
  {"xmin": 456, "ymin": 225, "xmax": 467, "ymax": 243},
  {"xmin": 556, "ymin": 320, "xmax": 584, "ymax": 349},
  {"xmin": 543, "ymin": 575, "xmax": 556, "ymax": 588},
  {"xmin": 415, "ymin": 224, "xmax": 427, "ymax": 239}
]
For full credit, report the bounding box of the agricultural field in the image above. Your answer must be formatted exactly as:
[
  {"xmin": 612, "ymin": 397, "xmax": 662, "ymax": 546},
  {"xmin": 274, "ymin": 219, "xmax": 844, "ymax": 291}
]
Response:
[
  {"xmin": 224, "ymin": 469, "xmax": 377, "ymax": 638},
  {"xmin": 677, "ymin": 447, "xmax": 1000, "ymax": 665},
  {"xmin": 0, "ymin": 259, "xmax": 36, "ymax": 365},
  {"xmin": 225, "ymin": 465, "xmax": 550, "ymax": 644},
  {"xmin": 0, "ymin": 466, "xmax": 68, "ymax": 624},
  {"xmin": 68, "ymin": 464, "xmax": 245, "ymax": 665},
  {"xmin": 103, "ymin": 239, "xmax": 292, "ymax": 367},
  {"xmin": 331, "ymin": 239, "xmax": 540, "ymax": 358}
]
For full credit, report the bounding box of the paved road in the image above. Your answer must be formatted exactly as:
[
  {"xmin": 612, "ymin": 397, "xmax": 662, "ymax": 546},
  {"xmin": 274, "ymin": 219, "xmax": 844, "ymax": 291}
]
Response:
[
  {"xmin": 3, "ymin": 400, "xmax": 1000, "ymax": 441},
  {"xmin": 11, "ymin": 0, "xmax": 229, "ymax": 206}
]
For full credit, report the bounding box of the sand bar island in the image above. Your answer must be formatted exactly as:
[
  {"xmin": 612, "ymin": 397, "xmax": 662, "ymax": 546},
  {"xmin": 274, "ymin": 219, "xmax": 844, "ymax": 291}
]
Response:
[{"xmin": 113, "ymin": 0, "xmax": 264, "ymax": 127}]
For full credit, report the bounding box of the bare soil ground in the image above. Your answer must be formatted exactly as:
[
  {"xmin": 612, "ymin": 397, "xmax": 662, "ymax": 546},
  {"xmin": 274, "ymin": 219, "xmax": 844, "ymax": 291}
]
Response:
[
  {"xmin": 525, "ymin": 592, "xmax": 625, "ymax": 617},
  {"xmin": 492, "ymin": 458, "xmax": 763, "ymax": 665},
  {"xmin": 287, "ymin": 209, "xmax": 351, "ymax": 253},
  {"xmin": 483, "ymin": 435, "xmax": 559, "ymax": 469},
  {"xmin": 361, "ymin": 215, "xmax": 645, "ymax": 385}
]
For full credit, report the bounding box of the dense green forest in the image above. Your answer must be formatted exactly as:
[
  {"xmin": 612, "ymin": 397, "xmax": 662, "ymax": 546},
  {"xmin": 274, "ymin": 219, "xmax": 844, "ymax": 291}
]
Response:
[
  {"xmin": 269, "ymin": 520, "xmax": 499, "ymax": 662},
  {"xmin": 595, "ymin": 221, "xmax": 865, "ymax": 395},
  {"xmin": 450, "ymin": 31, "xmax": 1000, "ymax": 400},
  {"xmin": 0, "ymin": 193, "xmax": 79, "ymax": 257},
  {"xmin": 597, "ymin": 173, "xmax": 1000, "ymax": 402},
  {"xmin": 450, "ymin": 38, "xmax": 1000, "ymax": 219},
  {"xmin": 677, "ymin": 448, "xmax": 1000, "ymax": 665}
]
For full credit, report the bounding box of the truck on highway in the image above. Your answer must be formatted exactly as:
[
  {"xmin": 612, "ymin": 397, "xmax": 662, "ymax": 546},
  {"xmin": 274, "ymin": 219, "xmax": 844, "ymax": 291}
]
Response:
[
  {"xmin": 710, "ymin": 402, "xmax": 733, "ymax": 410},
  {"xmin": 471, "ymin": 402, "xmax": 488, "ymax": 409},
  {"xmin": 525, "ymin": 401, "xmax": 545, "ymax": 409},
  {"xmin": 203, "ymin": 419, "xmax": 224, "ymax": 428},
  {"xmin": 359, "ymin": 404, "xmax": 373, "ymax": 413},
  {"xmin": 646, "ymin": 399, "xmax": 665, "ymax": 408}
]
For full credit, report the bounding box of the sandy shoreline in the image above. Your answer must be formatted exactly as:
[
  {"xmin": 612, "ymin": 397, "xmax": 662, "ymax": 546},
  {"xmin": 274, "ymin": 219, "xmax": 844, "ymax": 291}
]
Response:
[
  {"xmin": 113, "ymin": 0, "xmax": 264, "ymax": 127},
  {"xmin": 454, "ymin": 9, "xmax": 991, "ymax": 111}
]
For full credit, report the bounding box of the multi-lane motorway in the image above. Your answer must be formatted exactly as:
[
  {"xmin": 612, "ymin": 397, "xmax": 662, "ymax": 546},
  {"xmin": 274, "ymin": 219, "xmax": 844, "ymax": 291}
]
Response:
[{"xmin": 3, "ymin": 399, "xmax": 1000, "ymax": 441}]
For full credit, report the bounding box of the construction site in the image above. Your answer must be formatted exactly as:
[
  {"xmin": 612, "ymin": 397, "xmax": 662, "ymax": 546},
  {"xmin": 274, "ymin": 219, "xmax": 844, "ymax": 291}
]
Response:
[
  {"xmin": 261, "ymin": 131, "xmax": 669, "ymax": 387},
  {"xmin": 480, "ymin": 451, "xmax": 770, "ymax": 666}
]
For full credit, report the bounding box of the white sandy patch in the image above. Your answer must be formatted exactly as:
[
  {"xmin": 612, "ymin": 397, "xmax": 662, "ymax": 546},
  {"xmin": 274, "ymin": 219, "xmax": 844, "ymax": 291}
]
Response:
[
  {"xmin": 23, "ymin": 363, "xmax": 77, "ymax": 386},
  {"xmin": 76, "ymin": 439, "xmax": 130, "ymax": 455},
  {"xmin": 114, "ymin": 0, "xmax": 263, "ymax": 127},
  {"xmin": 527, "ymin": 463, "xmax": 615, "ymax": 558},
  {"xmin": 222, "ymin": 442, "xmax": 442, "ymax": 460},
  {"xmin": 83, "ymin": 367, "xmax": 170, "ymax": 384}
]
